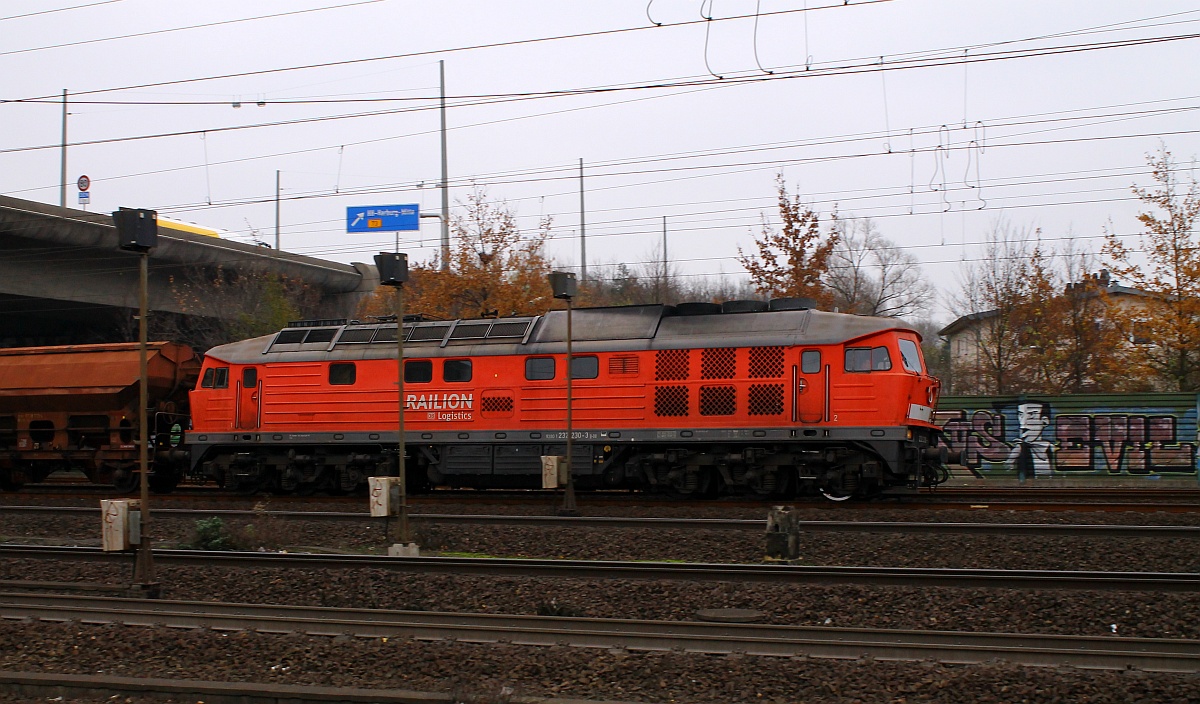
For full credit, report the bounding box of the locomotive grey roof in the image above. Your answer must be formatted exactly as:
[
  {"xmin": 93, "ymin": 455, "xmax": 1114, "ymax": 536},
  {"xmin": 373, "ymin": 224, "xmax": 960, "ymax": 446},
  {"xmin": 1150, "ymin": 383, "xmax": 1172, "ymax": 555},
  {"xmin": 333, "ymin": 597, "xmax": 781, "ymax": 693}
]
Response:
[{"xmin": 203, "ymin": 303, "xmax": 913, "ymax": 364}]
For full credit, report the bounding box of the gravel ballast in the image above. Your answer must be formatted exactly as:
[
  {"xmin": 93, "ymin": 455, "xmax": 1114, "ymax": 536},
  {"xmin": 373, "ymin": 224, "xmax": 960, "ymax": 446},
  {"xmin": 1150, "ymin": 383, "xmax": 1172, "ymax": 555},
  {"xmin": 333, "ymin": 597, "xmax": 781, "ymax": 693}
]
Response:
[{"xmin": 2, "ymin": 502, "xmax": 1200, "ymax": 702}]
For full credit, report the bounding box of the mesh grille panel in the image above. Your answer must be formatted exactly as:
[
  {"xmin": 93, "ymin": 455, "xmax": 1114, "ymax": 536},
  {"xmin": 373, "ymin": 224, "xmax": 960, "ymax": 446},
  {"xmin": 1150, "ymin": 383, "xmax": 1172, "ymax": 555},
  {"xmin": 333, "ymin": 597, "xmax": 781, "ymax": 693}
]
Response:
[
  {"xmin": 654, "ymin": 386, "xmax": 689, "ymax": 416},
  {"xmin": 481, "ymin": 396, "xmax": 514, "ymax": 412},
  {"xmin": 701, "ymin": 348, "xmax": 736, "ymax": 379},
  {"xmin": 337, "ymin": 328, "xmax": 375, "ymax": 343},
  {"xmin": 410, "ymin": 325, "xmax": 450, "ymax": 341},
  {"xmin": 655, "ymin": 350, "xmax": 689, "ymax": 381},
  {"xmin": 699, "ymin": 385, "xmax": 737, "ymax": 416},
  {"xmin": 450, "ymin": 323, "xmax": 491, "ymax": 339},
  {"xmin": 488, "ymin": 321, "xmax": 530, "ymax": 338},
  {"xmin": 275, "ymin": 330, "xmax": 306, "ymax": 344},
  {"xmin": 748, "ymin": 384, "xmax": 784, "ymax": 416},
  {"xmin": 749, "ymin": 347, "xmax": 785, "ymax": 378}
]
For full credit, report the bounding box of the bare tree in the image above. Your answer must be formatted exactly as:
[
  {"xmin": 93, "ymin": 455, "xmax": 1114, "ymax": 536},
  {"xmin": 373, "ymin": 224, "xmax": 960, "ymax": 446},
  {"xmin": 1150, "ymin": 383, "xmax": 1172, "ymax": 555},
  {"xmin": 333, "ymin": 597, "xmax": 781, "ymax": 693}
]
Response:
[
  {"xmin": 825, "ymin": 217, "xmax": 932, "ymax": 318},
  {"xmin": 158, "ymin": 265, "xmax": 323, "ymax": 352},
  {"xmin": 948, "ymin": 222, "xmax": 1038, "ymax": 395}
]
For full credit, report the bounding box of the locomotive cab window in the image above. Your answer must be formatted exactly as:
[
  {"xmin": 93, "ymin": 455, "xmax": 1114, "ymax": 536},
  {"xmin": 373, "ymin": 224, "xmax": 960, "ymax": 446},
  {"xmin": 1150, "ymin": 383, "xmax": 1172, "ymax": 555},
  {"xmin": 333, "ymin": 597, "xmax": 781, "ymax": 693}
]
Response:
[
  {"xmin": 898, "ymin": 339, "xmax": 923, "ymax": 373},
  {"xmin": 801, "ymin": 350, "xmax": 821, "ymax": 374},
  {"xmin": 845, "ymin": 346, "xmax": 892, "ymax": 372},
  {"xmin": 443, "ymin": 359, "xmax": 472, "ymax": 382},
  {"xmin": 571, "ymin": 355, "xmax": 599, "ymax": 379},
  {"xmin": 201, "ymin": 367, "xmax": 229, "ymax": 389},
  {"xmin": 329, "ymin": 363, "xmax": 356, "ymax": 385},
  {"xmin": 526, "ymin": 357, "xmax": 555, "ymax": 380},
  {"xmin": 872, "ymin": 346, "xmax": 892, "ymax": 371},
  {"xmin": 242, "ymin": 368, "xmax": 257, "ymax": 387},
  {"xmin": 405, "ymin": 360, "xmax": 432, "ymax": 383}
]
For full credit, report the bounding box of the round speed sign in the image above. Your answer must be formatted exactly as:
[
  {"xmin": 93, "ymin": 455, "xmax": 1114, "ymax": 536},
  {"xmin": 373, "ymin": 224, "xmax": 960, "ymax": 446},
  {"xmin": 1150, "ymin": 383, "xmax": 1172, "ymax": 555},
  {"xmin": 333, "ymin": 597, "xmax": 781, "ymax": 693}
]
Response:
[{"xmin": 77, "ymin": 175, "xmax": 90, "ymax": 192}]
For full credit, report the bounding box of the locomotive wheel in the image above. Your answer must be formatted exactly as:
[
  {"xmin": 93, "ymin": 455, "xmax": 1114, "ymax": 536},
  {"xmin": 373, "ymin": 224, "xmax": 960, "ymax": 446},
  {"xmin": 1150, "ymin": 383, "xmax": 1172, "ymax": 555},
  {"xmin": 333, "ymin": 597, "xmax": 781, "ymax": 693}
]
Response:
[
  {"xmin": 666, "ymin": 467, "xmax": 716, "ymax": 499},
  {"xmin": 747, "ymin": 469, "xmax": 795, "ymax": 499},
  {"xmin": 819, "ymin": 488, "xmax": 854, "ymax": 502}
]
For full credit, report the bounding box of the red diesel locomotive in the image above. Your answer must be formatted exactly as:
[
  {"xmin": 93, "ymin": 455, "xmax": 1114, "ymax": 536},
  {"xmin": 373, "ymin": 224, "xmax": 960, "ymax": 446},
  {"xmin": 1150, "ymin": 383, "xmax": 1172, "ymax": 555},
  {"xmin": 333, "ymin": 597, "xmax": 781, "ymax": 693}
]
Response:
[{"xmin": 186, "ymin": 299, "xmax": 948, "ymax": 498}]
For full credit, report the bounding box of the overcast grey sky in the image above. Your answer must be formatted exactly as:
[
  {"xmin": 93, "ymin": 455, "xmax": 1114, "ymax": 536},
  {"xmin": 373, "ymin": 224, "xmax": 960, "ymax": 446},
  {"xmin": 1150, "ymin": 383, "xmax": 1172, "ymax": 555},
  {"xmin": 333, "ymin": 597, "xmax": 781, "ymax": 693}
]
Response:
[{"xmin": 4, "ymin": 0, "xmax": 1199, "ymax": 320}]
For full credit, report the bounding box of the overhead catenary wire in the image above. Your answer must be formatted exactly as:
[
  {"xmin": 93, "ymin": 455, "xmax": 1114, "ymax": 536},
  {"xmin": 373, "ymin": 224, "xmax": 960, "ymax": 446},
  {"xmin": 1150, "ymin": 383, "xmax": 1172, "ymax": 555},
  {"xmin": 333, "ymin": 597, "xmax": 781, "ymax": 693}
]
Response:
[{"xmin": 5, "ymin": 30, "xmax": 1200, "ymax": 155}]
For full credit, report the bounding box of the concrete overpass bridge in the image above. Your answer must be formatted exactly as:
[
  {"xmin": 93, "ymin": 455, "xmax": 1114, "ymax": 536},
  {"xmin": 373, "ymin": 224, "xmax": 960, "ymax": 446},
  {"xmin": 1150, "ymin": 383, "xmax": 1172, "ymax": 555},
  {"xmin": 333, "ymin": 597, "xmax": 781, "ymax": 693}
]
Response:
[{"xmin": 0, "ymin": 195, "xmax": 379, "ymax": 348}]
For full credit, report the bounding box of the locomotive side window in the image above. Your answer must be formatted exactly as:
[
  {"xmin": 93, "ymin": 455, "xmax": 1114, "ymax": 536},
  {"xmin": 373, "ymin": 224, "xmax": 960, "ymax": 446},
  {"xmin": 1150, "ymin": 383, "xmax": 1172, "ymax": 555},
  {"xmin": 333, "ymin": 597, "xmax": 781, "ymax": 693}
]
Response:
[
  {"xmin": 526, "ymin": 357, "xmax": 555, "ymax": 380},
  {"xmin": 242, "ymin": 368, "xmax": 257, "ymax": 387},
  {"xmin": 444, "ymin": 359, "xmax": 473, "ymax": 382},
  {"xmin": 405, "ymin": 360, "xmax": 432, "ymax": 383},
  {"xmin": 213, "ymin": 367, "xmax": 228, "ymax": 389},
  {"xmin": 846, "ymin": 347, "xmax": 892, "ymax": 372},
  {"xmin": 898, "ymin": 339, "xmax": 923, "ymax": 373},
  {"xmin": 845, "ymin": 348, "xmax": 871, "ymax": 372},
  {"xmin": 872, "ymin": 346, "xmax": 892, "ymax": 371},
  {"xmin": 201, "ymin": 368, "xmax": 214, "ymax": 388},
  {"xmin": 571, "ymin": 355, "xmax": 599, "ymax": 379},
  {"xmin": 329, "ymin": 363, "xmax": 356, "ymax": 385},
  {"xmin": 801, "ymin": 350, "xmax": 821, "ymax": 374}
]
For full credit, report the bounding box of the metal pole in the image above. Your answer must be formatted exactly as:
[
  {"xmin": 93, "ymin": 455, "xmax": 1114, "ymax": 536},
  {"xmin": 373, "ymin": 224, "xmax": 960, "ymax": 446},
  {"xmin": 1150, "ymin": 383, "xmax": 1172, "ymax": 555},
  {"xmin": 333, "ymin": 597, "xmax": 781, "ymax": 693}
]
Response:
[
  {"xmin": 274, "ymin": 170, "xmax": 280, "ymax": 250},
  {"xmin": 579, "ymin": 158, "xmax": 586, "ymax": 283},
  {"xmin": 662, "ymin": 215, "xmax": 667, "ymax": 302},
  {"xmin": 439, "ymin": 60, "xmax": 450, "ymax": 271},
  {"xmin": 560, "ymin": 298, "xmax": 578, "ymax": 515},
  {"xmin": 396, "ymin": 286, "xmax": 408, "ymax": 543},
  {"xmin": 60, "ymin": 90, "xmax": 67, "ymax": 208},
  {"xmin": 134, "ymin": 250, "xmax": 155, "ymax": 588}
]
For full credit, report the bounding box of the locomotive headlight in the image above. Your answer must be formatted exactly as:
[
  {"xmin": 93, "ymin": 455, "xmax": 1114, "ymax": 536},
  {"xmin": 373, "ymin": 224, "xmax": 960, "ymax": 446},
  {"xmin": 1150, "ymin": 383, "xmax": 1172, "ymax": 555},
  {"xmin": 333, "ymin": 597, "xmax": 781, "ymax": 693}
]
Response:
[
  {"xmin": 906, "ymin": 429, "xmax": 913, "ymax": 440},
  {"xmin": 603, "ymin": 445, "xmax": 611, "ymax": 453}
]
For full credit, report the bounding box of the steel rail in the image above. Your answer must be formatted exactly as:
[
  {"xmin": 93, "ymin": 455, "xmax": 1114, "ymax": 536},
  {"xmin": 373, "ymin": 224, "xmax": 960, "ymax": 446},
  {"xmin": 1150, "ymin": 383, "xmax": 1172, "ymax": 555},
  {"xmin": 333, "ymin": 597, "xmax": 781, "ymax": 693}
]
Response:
[
  {"xmin": 2, "ymin": 592, "xmax": 1199, "ymax": 672},
  {"xmin": 0, "ymin": 670, "xmax": 617, "ymax": 704},
  {"xmin": 1, "ymin": 544, "xmax": 1197, "ymax": 591},
  {"xmin": 6, "ymin": 504, "xmax": 1200, "ymax": 538}
]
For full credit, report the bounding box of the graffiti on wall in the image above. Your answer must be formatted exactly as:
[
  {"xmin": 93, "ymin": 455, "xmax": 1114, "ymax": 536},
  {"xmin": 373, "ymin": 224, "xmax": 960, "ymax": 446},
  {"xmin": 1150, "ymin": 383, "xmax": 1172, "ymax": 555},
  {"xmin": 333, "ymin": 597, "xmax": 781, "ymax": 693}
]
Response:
[{"xmin": 936, "ymin": 400, "xmax": 1198, "ymax": 476}]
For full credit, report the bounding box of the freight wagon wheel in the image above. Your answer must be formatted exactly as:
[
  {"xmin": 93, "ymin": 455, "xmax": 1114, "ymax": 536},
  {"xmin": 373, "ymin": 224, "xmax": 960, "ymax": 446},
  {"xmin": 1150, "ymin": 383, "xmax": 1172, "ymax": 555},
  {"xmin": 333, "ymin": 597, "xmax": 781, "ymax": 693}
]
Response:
[
  {"xmin": 149, "ymin": 471, "xmax": 180, "ymax": 494},
  {"xmin": 111, "ymin": 467, "xmax": 139, "ymax": 495},
  {"xmin": 0, "ymin": 469, "xmax": 25, "ymax": 492}
]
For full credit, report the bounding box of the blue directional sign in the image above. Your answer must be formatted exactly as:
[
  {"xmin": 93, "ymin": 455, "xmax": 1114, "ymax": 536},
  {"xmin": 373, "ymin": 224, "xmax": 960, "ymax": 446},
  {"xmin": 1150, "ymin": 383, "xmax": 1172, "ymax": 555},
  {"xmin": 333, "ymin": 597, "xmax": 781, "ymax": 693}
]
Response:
[{"xmin": 346, "ymin": 204, "xmax": 419, "ymax": 233}]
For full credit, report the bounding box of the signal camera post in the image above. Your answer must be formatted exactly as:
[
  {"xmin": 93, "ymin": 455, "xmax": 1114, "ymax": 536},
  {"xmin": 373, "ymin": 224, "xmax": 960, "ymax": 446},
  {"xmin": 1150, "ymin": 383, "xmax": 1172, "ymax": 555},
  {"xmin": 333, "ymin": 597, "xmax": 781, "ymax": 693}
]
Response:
[
  {"xmin": 549, "ymin": 271, "xmax": 579, "ymax": 516},
  {"xmin": 113, "ymin": 207, "xmax": 159, "ymax": 597},
  {"xmin": 373, "ymin": 252, "xmax": 417, "ymax": 553}
]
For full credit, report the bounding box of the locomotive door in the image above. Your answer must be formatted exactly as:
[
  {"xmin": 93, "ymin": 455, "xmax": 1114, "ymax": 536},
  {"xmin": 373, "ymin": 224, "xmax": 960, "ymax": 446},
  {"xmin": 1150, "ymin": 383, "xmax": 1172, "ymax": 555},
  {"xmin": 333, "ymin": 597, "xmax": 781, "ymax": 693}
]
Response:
[
  {"xmin": 236, "ymin": 367, "xmax": 261, "ymax": 430},
  {"xmin": 794, "ymin": 349, "xmax": 827, "ymax": 424}
]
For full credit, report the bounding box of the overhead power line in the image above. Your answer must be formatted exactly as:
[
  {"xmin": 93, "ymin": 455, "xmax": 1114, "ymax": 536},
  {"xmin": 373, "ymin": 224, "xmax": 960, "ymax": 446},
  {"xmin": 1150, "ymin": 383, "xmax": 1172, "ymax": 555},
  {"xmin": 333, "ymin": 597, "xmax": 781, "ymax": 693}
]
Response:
[
  {"xmin": 4, "ymin": 29, "xmax": 1197, "ymax": 157},
  {"xmin": 0, "ymin": 1, "xmax": 386, "ymax": 57},
  {"xmin": 0, "ymin": 0, "xmax": 126, "ymax": 22},
  {"xmin": 6, "ymin": 0, "xmax": 890, "ymax": 101}
]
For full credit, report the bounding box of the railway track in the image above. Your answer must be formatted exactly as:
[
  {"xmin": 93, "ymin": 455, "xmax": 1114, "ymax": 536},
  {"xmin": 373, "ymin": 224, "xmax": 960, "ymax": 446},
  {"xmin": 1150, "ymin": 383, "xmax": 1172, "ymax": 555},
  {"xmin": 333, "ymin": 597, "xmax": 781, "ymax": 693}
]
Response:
[
  {"xmin": 11, "ymin": 482, "xmax": 1200, "ymax": 512},
  {"xmin": 2, "ymin": 592, "xmax": 1198, "ymax": 673},
  {"xmin": 4, "ymin": 504, "xmax": 1200, "ymax": 538},
  {"xmin": 2, "ymin": 544, "xmax": 1197, "ymax": 590}
]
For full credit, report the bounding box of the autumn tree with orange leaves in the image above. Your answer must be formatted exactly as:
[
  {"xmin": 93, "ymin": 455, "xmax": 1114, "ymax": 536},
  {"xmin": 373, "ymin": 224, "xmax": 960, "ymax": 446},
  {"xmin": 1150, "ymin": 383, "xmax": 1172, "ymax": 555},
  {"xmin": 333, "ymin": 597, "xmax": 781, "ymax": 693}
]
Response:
[
  {"xmin": 359, "ymin": 188, "xmax": 554, "ymax": 321},
  {"xmin": 738, "ymin": 177, "xmax": 838, "ymax": 305},
  {"xmin": 1104, "ymin": 146, "xmax": 1200, "ymax": 391}
]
